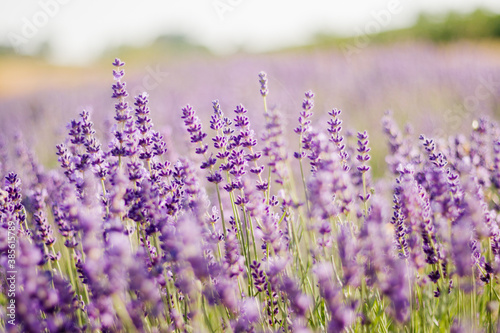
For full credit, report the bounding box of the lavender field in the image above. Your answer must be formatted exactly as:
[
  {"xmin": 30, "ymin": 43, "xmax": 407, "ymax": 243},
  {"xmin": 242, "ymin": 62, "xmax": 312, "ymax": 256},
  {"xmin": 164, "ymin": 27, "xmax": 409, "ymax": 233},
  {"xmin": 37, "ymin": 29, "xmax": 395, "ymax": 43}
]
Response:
[{"xmin": 1, "ymin": 42, "xmax": 500, "ymax": 332}]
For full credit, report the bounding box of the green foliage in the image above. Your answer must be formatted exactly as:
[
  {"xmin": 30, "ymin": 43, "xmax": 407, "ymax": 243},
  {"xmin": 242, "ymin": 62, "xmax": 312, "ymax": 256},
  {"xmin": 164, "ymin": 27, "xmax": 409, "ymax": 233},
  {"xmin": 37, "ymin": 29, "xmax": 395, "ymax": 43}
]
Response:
[
  {"xmin": 412, "ymin": 8, "xmax": 500, "ymax": 42},
  {"xmin": 312, "ymin": 8, "xmax": 500, "ymax": 49}
]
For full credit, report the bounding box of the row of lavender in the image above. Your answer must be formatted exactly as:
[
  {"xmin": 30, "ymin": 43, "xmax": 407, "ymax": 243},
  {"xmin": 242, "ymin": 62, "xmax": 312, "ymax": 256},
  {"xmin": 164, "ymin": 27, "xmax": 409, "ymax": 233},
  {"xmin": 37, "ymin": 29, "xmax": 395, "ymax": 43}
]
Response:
[
  {"xmin": 1, "ymin": 43, "xmax": 498, "ymax": 170},
  {"xmin": 1, "ymin": 57, "xmax": 500, "ymax": 332}
]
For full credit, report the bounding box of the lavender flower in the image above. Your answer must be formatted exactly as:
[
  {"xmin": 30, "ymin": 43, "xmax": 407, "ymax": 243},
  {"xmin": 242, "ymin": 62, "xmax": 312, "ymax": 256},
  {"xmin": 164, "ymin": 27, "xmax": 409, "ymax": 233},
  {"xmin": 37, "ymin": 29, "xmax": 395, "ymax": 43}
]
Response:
[
  {"xmin": 391, "ymin": 193, "xmax": 408, "ymax": 259},
  {"xmin": 258, "ymin": 211, "xmax": 283, "ymax": 256},
  {"xmin": 280, "ymin": 276, "xmax": 311, "ymax": 318},
  {"xmin": 360, "ymin": 197, "xmax": 410, "ymax": 321},
  {"xmin": 224, "ymin": 227, "xmax": 245, "ymax": 278},
  {"xmin": 258, "ymin": 71, "xmax": 268, "ymax": 97},
  {"xmin": 294, "ymin": 90, "xmax": 314, "ymax": 136},
  {"xmin": 250, "ymin": 260, "xmax": 266, "ymax": 292},
  {"xmin": 492, "ymin": 138, "xmax": 500, "ymax": 189},
  {"xmin": 356, "ymin": 131, "xmax": 372, "ymax": 213},
  {"xmin": 420, "ymin": 135, "xmax": 447, "ymax": 169},
  {"xmin": 134, "ymin": 93, "xmax": 154, "ymax": 163},
  {"xmin": 327, "ymin": 108, "xmax": 350, "ymax": 171},
  {"xmin": 6, "ymin": 238, "xmax": 80, "ymax": 332},
  {"xmin": 315, "ymin": 263, "xmax": 355, "ymax": 331},
  {"xmin": 337, "ymin": 226, "xmax": 361, "ymax": 287},
  {"xmin": 262, "ymin": 107, "xmax": 288, "ymax": 185},
  {"xmin": 110, "ymin": 58, "xmax": 132, "ymax": 164},
  {"xmin": 233, "ymin": 298, "xmax": 260, "ymax": 333},
  {"xmin": 81, "ymin": 110, "xmax": 109, "ymax": 181},
  {"xmin": 181, "ymin": 104, "xmax": 208, "ymax": 153},
  {"xmin": 381, "ymin": 111, "xmax": 405, "ymax": 174},
  {"xmin": 307, "ymin": 135, "xmax": 354, "ymax": 218},
  {"xmin": 356, "ymin": 131, "xmax": 371, "ymax": 173},
  {"xmin": 394, "ymin": 164, "xmax": 425, "ymax": 270},
  {"xmin": 452, "ymin": 211, "xmax": 474, "ymax": 277}
]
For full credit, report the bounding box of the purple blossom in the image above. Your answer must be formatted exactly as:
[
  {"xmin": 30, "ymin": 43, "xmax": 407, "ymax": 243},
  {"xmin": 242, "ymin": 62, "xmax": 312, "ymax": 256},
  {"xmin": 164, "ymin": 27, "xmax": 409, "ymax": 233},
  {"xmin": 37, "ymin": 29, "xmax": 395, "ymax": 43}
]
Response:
[
  {"xmin": 258, "ymin": 211, "xmax": 283, "ymax": 256},
  {"xmin": 181, "ymin": 104, "xmax": 208, "ymax": 148},
  {"xmin": 233, "ymin": 298, "xmax": 260, "ymax": 332},
  {"xmin": 381, "ymin": 111, "xmax": 406, "ymax": 174},
  {"xmin": 394, "ymin": 164, "xmax": 425, "ymax": 270},
  {"xmin": 307, "ymin": 135, "xmax": 354, "ymax": 218},
  {"xmin": 315, "ymin": 263, "xmax": 355, "ymax": 331},
  {"xmin": 224, "ymin": 228, "xmax": 245, "ymax": 278},
  {"xmin": 280, "ymin": 276, "xmax": 311, "ymax": 318},
  {"xmin": 328, "ymin": 108, "xmax": 350, "ymax": 171},
  {"xmin": 262, "ymin": 107, "xmax": 288, "ymax": 185},
  {"xmin": 258, "ymin": 71, "xmax": 268, "ymax": 97},
  {"xmin": 356, "ymin": 131, "xmax": 371, "ymax": 173},
  {"xmin": 294, "ymin": 90, "xmax": 314, "ymax": 135},
  {"xmin": 338, "ymin": 226, "xmax": 361, "ymax": 287}
]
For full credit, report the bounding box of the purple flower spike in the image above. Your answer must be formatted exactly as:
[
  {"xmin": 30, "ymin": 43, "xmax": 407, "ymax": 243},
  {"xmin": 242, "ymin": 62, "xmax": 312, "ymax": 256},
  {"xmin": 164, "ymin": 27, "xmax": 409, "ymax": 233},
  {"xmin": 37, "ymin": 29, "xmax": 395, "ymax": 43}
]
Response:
[
  {"xmin": 234, "ymin": 104, "xmax": 249, "ymax": 128},
  {"xmin": 381, "ymin": 111, "xmax": 407, "ymax": 174},
  {"xmin": 181, "ymin": 105, "xmax": 208, "ymax": 148},
  {"xmin": 233, "ymin": 298, "xmax": 260, "ymax": 332},
  {"xmin": 356, "ymin": 131, "xmax": 371, "ymax": 170},
  {"xmin": 315, "ymin": 263, "xmax": 355, "ymax": 331},
  {"xmin": 224, "ymin": 228, "xmax": 245, "ymax": 278},
  {"xmin": 419, "ymin": 135, "xmax": 447, "ymax": 168},
  {"xmin": 328, "ymin": 108, "xmax": 350, "ymax": 171},
  {"xmin": 281, "ymin": 276, "xmax": 312, "ymax": 318},
  {"xmin": 262, "ymin": 107, "xmax": 288, "ymax": 185},
  {"xmin": 338, "ymin": 226, "xmax": 360, "ymax": 287},
  {"xmin": 258, "ymin": 71, "xmax": 268, "ymax": 97},
  {"xmin": 294, "ymin": 91, "xmax": 314, "ymax": 134},
  {"xmin": 210, "ymin": 100, "xmax": 224, "ymax": 131}
]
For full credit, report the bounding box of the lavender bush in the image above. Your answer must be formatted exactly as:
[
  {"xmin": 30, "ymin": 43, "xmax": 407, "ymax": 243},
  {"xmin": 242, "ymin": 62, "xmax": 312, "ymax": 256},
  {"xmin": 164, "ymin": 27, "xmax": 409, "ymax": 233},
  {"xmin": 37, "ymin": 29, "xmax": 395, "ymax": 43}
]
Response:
[
  {"xmin": 1, "ymin": 42, "xmax": 498, "ymax": 170},
  {"xmin": 1, "ymin": 56, "xmax": 500, "ymax": 332}
]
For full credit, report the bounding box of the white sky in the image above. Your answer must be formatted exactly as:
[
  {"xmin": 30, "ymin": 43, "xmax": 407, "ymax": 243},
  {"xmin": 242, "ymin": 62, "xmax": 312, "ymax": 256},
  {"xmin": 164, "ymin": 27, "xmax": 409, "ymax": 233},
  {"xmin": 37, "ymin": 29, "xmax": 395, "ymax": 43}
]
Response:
[{"xmin": 0, "ymin": 0, "xmax": 499, "ymax": 65}]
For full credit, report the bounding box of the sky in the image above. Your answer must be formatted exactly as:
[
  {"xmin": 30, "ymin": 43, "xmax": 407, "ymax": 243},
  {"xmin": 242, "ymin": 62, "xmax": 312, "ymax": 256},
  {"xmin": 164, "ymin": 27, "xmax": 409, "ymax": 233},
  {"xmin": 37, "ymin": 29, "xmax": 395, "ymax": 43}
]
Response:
[{"xmin": 0, "ymin": 0, "xmax": 499, "ymax": 65}]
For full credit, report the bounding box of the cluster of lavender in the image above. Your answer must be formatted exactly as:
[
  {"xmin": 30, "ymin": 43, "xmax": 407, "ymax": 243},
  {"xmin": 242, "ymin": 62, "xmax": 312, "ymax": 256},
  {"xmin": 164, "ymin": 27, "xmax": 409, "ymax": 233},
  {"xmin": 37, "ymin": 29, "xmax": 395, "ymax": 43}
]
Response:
[{"xmin": 1, "ymin": 58, "xmax": 500, "ymax": 332}]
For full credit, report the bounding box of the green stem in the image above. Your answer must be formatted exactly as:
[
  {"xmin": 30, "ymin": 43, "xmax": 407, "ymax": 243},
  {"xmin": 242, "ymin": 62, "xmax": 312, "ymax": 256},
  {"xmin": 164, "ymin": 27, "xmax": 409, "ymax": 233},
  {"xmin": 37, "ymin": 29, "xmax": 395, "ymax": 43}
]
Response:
[
  {"xmin": 361, "ymin": 172, "xmax": 369, "ymax": 217},
  {"xmin": 215, "ymin": 185, "xmax": 227, "ymax": 238},
  {"xmin": 100, "ymin": 178, "xmax": 109, "ymax": 218},
  {"xmin": 112, "ymin": 293, "xmax": 136, "ymax": 332},
  {"xmin": 298, "ymin": 159, "xmax": 310, "ymax": 214}
]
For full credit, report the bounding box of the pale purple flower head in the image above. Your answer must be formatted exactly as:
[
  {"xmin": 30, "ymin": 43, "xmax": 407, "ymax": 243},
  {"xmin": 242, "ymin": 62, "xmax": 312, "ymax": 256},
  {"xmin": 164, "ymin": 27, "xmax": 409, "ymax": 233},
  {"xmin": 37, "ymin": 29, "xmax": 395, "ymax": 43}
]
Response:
[
  {"xmin": 258, "ymin": 71, "xmax": 268, "ymax": 97},
  {"xmin": 181, "ymin": 104, "xmax": 208, "ymax": 154},
  {"xmin": 356, "ymin": 131, "xmax": 371, "ymax": 173}
]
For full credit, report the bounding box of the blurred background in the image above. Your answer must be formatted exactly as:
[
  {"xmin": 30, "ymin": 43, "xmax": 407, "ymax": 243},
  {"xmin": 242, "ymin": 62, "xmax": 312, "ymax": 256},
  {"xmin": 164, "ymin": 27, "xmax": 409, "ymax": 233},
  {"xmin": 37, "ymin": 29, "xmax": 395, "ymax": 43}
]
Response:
[{"xmin": 0, "ymin": 0, "xmax": 500, "ymax": 175}]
